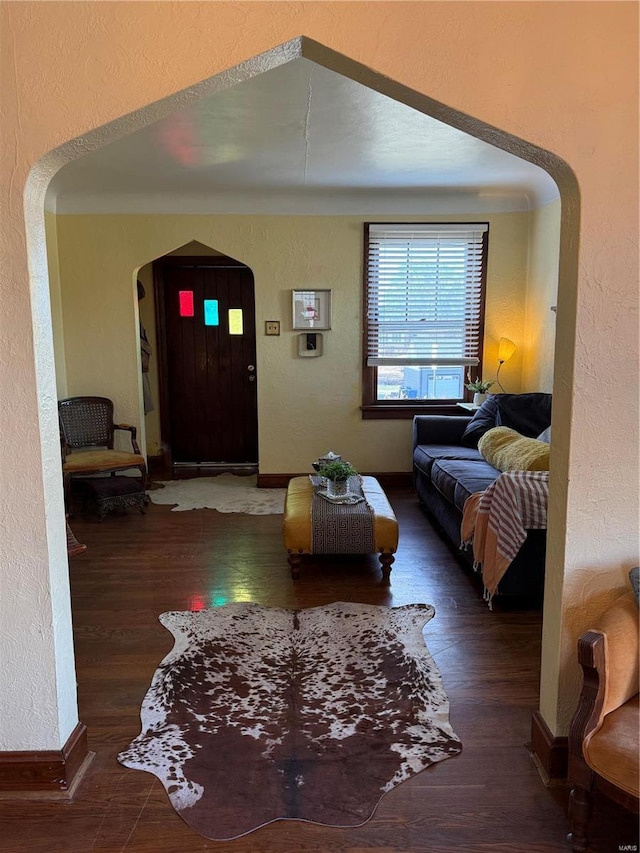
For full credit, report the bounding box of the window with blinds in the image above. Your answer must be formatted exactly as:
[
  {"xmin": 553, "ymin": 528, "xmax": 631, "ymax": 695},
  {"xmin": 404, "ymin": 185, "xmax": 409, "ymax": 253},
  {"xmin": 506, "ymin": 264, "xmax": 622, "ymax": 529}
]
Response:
[{"xmin": 363, "ymin": 222, "xmax": 489, "ymax": 409}]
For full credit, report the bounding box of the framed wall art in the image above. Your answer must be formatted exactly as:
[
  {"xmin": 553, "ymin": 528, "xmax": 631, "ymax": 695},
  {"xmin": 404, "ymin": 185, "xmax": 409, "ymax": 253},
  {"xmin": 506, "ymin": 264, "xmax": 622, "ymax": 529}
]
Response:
[{"xmin": 292, "ymin": 289, "xmax": 332, "ymax": 330}]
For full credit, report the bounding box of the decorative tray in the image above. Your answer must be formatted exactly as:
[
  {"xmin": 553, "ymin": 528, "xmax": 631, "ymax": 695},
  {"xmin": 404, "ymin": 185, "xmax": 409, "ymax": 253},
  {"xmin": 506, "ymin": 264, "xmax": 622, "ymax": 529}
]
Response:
[{"xmin": 316, "ymin": 490, "xmax": 365, "ymax": 505}]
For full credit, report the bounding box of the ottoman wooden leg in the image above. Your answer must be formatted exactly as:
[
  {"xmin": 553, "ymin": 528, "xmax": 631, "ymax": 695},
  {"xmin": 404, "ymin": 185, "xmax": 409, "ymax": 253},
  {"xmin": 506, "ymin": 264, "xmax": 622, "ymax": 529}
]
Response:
[
  {"xmin": 288, "ymin": 552, "xmax": 302, "ymax": 580},
  {"xmin": 379, "ymin": 552, "xmax": 395, "ymax": 583}
]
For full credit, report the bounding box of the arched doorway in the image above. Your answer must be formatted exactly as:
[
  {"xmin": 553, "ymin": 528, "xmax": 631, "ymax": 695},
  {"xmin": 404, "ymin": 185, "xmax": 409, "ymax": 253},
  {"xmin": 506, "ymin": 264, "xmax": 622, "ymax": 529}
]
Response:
[
  {"xmin": 23, "ymin": 35, "xmax": 579, "ymax": 787},
  {"xmin": 153, "ymin": 251, "xmax": 259, "ymax": 470}
]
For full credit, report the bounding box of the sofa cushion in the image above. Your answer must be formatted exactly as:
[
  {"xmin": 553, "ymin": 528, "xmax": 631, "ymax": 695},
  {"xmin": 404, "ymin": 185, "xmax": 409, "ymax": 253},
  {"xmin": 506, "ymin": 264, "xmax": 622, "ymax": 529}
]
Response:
[
  {"xmin": 461, "ymin": 396, "xmax": 499, "ymax": 447},
  {"xmin": 461, "ymin": 393, "xmax": 552, "ymax": 448},
  {"xmin": 431, "ymin": 459, "xmax": 500, "ymax": 513},
  {"xmin": 413, "ymin": 444, "xmax": 483, "ymax": 478},
  {"xmin": 478, "ymin": 427, "xmax": 550, "ymax": 472},
  {"xmin": 495, "ymin": 393, "xmax": 552, "ymax": 438},
  {"xmin": 537, "ymin": 426, "xmax": 552, "ymax": 443}
]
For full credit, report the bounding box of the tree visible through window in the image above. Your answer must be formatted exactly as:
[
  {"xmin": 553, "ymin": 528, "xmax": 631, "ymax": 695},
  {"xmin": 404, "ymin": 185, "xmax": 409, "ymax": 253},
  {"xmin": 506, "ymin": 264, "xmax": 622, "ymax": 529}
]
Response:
[{"xmin": 363, "ymin": 223, "xmax": 488, "ymax": 415}]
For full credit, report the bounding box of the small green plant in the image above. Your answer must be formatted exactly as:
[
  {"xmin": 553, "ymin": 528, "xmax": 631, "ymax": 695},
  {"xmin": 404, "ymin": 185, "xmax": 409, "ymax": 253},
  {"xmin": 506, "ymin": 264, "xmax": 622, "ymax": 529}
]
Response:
[
  {"xmin": 465, "ymin": 373, "xmax": 495, "ymax": 393},
  {"xmin": 318, "ymin": 460, "xmax": 358, "ymax": 482}
]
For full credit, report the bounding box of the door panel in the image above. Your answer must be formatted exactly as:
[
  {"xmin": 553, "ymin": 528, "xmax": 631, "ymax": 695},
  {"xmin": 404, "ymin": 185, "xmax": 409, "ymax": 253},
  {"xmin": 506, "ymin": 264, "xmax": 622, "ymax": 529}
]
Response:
[{"xmin": 157, "ymin": 259, "xmax": 258, "ymax": 465}]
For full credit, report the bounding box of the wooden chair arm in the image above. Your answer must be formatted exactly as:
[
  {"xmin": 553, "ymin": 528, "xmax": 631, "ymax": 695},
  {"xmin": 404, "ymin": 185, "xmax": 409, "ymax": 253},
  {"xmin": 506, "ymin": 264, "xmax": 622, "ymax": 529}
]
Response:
[
  {"xmin": 569, "ymin": 631, "xmax": 606, "ymax": 766},
  {"xmin": 568, "ymin": 630, "xmax": 608, "ymax": 797},
  {"xmin": 115, "ymin": 423, "xmax": 141, "ymax": 455},
  {"xmin": 567, "ymin": 600, "xmax": 639, "ymax": 853}
]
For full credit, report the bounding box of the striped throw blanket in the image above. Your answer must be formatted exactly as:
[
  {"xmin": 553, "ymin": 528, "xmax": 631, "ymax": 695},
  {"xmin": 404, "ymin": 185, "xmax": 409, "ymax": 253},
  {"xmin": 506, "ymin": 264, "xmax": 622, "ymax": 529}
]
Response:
[{"xmin": 461, "ymin": 471, "xmax": 549, "ymax": 606}]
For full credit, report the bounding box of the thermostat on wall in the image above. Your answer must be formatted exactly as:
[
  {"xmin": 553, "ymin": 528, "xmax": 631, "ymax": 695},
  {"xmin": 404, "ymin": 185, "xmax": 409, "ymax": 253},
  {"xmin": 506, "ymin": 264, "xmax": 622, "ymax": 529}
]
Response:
[{"xmin": 298, "ymin": 332, "xmax": 323, "ymax": 357}]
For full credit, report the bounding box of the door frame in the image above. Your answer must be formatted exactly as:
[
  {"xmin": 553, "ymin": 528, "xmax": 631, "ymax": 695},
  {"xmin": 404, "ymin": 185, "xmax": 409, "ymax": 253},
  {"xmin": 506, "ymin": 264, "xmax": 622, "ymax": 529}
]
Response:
[{"xmin": 153, "ymin": 254, "xmax": 257, "ymax": 470}]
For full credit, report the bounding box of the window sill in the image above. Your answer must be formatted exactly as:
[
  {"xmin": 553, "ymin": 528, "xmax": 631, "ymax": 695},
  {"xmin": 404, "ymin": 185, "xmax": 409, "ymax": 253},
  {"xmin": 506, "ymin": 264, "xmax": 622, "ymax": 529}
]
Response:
[{"xmin": 361, "ymin": 403, "xmax": 465, "ymax": 420}]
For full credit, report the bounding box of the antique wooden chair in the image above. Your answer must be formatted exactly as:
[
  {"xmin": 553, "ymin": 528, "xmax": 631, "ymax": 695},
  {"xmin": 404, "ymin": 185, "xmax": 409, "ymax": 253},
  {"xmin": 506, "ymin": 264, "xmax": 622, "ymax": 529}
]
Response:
[
  {"xmin": 567, "ymin": 587, "xmax": 639, "ymax": 852},
  {"xmin": 58, "ymin": 396, "xmax": 147, "ymax": 512}
]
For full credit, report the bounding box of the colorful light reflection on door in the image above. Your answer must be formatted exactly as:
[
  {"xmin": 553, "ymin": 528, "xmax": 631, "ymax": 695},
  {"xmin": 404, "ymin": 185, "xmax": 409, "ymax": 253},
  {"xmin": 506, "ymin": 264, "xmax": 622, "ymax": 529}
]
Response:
[
  {"xmin": 204, "ymin": 299, "xmax": 220, "ymax": 326},
  {"xmin": 228, "ymin": 308, "xmax": 243, "ymax": 335},
  {"xmin": 178, "ymin": 290, "xmax": 194, "ymax": 317}
]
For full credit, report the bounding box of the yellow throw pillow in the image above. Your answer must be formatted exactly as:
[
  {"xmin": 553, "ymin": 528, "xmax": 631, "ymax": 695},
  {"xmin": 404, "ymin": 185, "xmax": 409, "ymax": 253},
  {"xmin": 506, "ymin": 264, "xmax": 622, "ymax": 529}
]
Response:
[{"xmin": 478, "ymin": 426, "xmax": 551, "ymax": 472}]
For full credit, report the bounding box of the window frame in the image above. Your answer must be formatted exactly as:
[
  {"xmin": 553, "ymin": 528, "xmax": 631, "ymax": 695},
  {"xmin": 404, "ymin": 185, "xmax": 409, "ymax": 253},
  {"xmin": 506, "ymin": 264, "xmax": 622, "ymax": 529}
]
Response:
[{"xmin": 361, "ymin": 221, "xmax": 489, "ymax": 419}]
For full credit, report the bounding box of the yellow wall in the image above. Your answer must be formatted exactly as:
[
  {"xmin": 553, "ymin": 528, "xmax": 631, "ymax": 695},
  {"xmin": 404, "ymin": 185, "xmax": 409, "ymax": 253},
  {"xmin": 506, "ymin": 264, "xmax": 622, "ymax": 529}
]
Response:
[
  {"xmin": 44, "ymin": 211, "xmax": 68, "ymax": 398},
  {"xmin": 522, "ymin": 200, "xmax": 561, "ymax": 392},
  {"xmin": 54, "ymin": 211, "xmax": 531, "ymax": 471}
]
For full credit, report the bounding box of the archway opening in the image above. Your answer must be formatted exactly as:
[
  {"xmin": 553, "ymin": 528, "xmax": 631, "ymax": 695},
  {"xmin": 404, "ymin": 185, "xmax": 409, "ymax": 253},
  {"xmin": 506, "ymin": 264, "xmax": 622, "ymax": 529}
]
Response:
[{"xmin": 25, "ymin": 34, "xmax": 578, "ymax": 765}]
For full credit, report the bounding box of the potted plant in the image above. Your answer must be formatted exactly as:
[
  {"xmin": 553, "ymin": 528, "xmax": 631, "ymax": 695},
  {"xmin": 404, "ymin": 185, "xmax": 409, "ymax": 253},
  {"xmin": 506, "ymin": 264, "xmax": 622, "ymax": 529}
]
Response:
[
  {"xmin": 465, "ymin": 374, "xmax": 495, "ymax": 406},
  {"xmin": 318, "ymin": 460, "xmax": 358, "ymax": 498}
]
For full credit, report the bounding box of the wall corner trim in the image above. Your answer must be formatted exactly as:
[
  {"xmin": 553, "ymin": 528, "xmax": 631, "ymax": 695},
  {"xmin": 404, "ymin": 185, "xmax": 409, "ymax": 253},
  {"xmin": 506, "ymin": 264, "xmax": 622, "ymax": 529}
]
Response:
[
  {"xmin": 0, "ymin": 722, "xmax": 92, "ymax": 798},
  {"xmin": 530, "ymin": 710, "xmax": 569, "ymax": 780}
]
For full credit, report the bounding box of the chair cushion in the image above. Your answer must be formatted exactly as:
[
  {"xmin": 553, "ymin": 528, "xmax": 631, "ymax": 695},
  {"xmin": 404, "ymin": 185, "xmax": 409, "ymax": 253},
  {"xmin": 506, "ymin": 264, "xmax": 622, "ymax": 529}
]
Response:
[
  {"xmin": 585, "ymin": 695, "xmax": 640, "ymax": 798},
  {"xmin": 63, "ymin": 450, "xmax": 145, "ymax": 473},
  {"xmin": 431, "ymin": 459, "xmax": 500, "ymax": 513},
  {"xmin": 413, "ymin": 444, "xmax": 483, "ymax": 478}
]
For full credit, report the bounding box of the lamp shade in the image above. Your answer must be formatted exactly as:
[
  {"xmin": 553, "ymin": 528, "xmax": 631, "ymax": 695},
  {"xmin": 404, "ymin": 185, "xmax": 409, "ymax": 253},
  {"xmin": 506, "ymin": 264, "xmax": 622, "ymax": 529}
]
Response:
[{"xmin": 498, "ymin": 337, "xmax": 516, "ymax": 364}]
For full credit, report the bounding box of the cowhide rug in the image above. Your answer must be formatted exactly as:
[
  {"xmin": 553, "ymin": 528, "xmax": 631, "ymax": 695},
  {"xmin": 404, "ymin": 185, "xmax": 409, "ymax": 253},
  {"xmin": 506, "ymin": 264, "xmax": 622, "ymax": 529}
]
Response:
[
  {"xmin": 149, "ymin": 474, "xmax": 285, "ymax": 514},
  {"xmin": 118, "ymin": 602, "xmax": 462, "ymax": 840}
]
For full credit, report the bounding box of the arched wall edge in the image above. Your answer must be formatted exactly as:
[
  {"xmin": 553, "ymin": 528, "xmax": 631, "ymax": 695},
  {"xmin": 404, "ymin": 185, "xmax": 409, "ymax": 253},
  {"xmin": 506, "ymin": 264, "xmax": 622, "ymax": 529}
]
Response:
[{"xmin": 23, "ymin": 34, "xmax": 578, "ymax": 745}]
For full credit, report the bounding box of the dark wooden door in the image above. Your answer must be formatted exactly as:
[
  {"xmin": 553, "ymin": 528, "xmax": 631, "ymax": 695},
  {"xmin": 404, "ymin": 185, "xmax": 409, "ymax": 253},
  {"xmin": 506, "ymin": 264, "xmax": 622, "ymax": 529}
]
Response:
[{"xmin": 155, "ymin": 257, "xmax": 258, "ymax": 466}]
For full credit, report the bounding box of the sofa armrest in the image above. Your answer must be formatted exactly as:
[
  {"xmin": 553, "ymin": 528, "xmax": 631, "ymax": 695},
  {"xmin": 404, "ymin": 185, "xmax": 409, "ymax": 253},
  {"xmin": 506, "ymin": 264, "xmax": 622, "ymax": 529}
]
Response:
[{"xmin": 412, "ymin": 415, "xmax": 472, "ymax": 448}]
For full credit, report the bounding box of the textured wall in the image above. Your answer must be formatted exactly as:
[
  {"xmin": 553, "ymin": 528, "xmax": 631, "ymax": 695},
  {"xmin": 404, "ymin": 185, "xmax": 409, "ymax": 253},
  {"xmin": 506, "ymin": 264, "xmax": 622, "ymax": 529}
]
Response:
[
  {"xmin": 53, "ymin": 211, "xmax": 531, "ymax": 473},
  {"xmin": 0, "ymin": 2, "xmax": 637, "ymax": 751},
  {"xmin": 44, "ymin": 212, "xmax": 69, "ymax": 398},
  {"xmin": 522, "ymin": 200, "xmax": 561, "ymax": 393}
]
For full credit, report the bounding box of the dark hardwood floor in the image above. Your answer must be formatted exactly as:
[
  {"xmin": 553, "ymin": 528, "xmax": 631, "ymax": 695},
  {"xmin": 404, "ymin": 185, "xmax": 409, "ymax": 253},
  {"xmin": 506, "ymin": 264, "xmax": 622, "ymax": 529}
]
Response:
[{"xmin": 1, "ymin": 485, "xmax": 636, "ymax": 852}]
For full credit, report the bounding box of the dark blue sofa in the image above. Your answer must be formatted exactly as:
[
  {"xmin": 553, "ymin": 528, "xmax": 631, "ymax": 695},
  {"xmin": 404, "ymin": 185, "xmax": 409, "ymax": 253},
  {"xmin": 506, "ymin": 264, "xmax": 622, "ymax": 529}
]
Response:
[{"xmin": 412, "ymin": 393, "xmax": 552, "ymax": 600}]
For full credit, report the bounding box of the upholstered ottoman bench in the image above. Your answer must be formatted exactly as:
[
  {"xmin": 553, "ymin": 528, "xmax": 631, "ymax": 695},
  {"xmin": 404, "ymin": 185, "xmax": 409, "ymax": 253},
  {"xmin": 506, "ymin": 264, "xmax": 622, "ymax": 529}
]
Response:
[
  {"xmin": 283, "ymin": 475, "xmax": 399, "ymax": 582},
  {"xmin": 73, "ymin": 475, "xmax": 146, "ymax": 521}
]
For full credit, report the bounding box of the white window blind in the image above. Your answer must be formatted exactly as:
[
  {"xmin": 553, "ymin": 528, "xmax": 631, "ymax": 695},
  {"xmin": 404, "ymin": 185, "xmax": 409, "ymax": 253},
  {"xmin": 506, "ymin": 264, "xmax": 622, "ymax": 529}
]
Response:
[{"xmin": 365, "ymin": 223, "xmax": 488, "ymax": 367}]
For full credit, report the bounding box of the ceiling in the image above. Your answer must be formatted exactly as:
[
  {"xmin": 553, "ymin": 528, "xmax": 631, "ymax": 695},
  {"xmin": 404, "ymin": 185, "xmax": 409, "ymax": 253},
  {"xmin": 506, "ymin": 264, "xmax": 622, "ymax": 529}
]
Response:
[{"xmin": 46, "ymin": 58, "xmax": 559, "ymax": 215}]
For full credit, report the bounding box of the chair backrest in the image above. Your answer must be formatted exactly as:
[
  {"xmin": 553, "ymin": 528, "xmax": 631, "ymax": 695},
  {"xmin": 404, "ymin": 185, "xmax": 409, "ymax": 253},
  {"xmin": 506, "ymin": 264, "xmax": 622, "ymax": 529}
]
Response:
[
  {"xmin": 591, "ymin": 590, "xmax": 639, "ymax": 715},
  {"xmin": 58, "ymin": 396, "xmax": 115, "ymax": 450}
]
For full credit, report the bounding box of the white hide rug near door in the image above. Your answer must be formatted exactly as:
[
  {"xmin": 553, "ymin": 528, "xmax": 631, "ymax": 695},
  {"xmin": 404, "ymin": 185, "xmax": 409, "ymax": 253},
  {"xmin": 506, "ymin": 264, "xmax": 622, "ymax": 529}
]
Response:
[{"xmin": 149, "ymin": 475, "xmax": 286, "ymax": 514}]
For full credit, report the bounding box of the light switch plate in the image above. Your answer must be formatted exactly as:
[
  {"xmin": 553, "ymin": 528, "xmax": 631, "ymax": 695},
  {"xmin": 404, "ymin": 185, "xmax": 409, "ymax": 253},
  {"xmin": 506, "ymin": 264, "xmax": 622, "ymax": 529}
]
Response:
[{"xmin": 265, "ymin": 320, "xmax": 280, "ymax": 336}]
